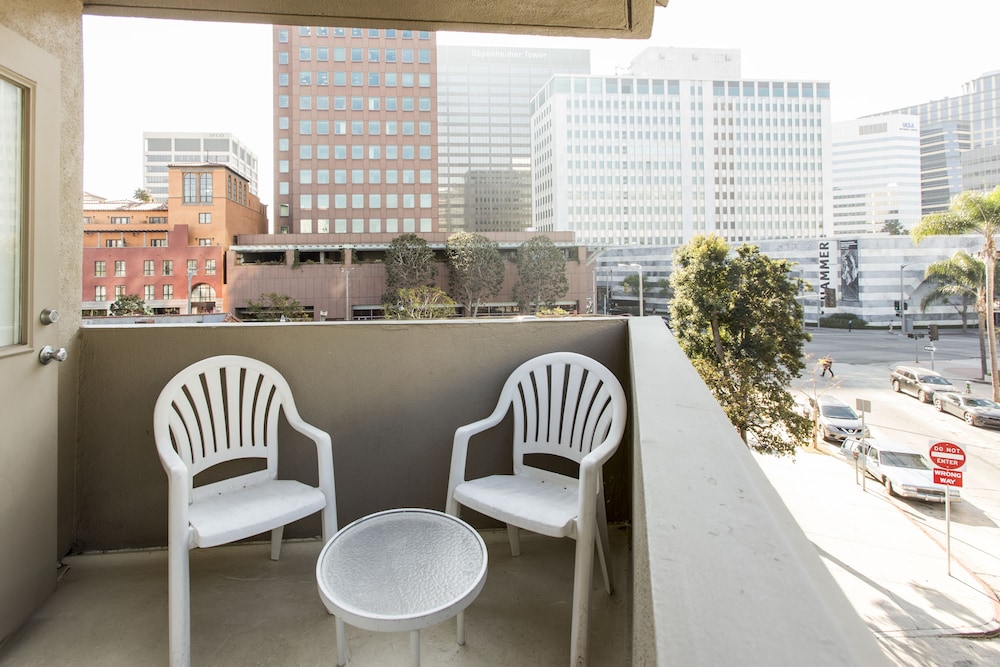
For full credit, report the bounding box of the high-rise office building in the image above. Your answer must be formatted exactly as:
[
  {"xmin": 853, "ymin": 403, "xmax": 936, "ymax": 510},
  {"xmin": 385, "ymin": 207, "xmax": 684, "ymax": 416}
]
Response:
[
  {"xmin": 530, "ymin": 47, "xmax": 832, "ymax": 247},
  {"xmin": 919, "ymin": 121, "xmax": 971, "ymax": 214},
  {"xmin": 143, "ymin": 132, "xmax": 259, "ymax": 202},
  {"xmin": 273, "ymin": 26, "xmax": 438, "ymax": 235},
  {"xmin": 436, "ymin": 46, "xmax": 590, "ymax": 234},
  {"xmin": 831, "ymin": 115, "xmax": 922, "ymax": 235},
  {"xmin": 963, "ymin": 144, "xmax": 1000, "ymax": 193},
  {"xmin": 875, "ymin": 70, "xmax": 1000, "ymax": 150}
]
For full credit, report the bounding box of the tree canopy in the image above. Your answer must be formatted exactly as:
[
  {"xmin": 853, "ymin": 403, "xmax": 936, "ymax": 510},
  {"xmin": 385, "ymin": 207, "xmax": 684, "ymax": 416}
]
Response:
[
  {"xmin": 669, "ymin": 234, "xmax": 811, "ymax": 454},
  {"xmin": 912, "ymin": 186, "xmax": 1000, "ymax": 399},
  {"xmin": 384, "ymin": 286, "xmax": 457, "ymax": 319},
  {"xmin": 109, "ymin": 294, "xmax": 149, "ymax": 317},
  {"xmin": 512, "ymin": 236, "xmax": 568, "ymax": 314},
  {"xmin": 243, "ymin": 292, "xmax": 308, "ymax": 321},
  {"xmin": 446, "ymin": 232, "xmax": 504, "ymax": 317},
  {"xmin": 383, "ymin": 233, "xmax": 437, "ymax": 305},
  {"xmin": 132, "ymin": 188, "xmax": 152, "ymax": 202}
]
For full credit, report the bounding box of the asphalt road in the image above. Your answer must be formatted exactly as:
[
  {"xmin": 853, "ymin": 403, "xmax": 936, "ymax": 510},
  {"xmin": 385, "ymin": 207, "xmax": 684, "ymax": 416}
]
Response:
[{"xmin": 792, "ymin": 327, "xmax": 1000, "ymax": 608}]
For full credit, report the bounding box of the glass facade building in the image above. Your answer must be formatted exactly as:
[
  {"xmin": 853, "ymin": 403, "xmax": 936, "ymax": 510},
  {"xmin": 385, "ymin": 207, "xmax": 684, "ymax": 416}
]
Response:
[
  {"xmin": 273, "ymin": 26, "xmax": 438, "ymax": 234},
  {"xmin": 529, "ymin": 48, "xmax": 832, "ymax": 247},
  {"xmin": 437, "ymin": 45, "xmax": 590, "ymax": 234},
  {"xmin": 143, "ymin": 132, "xmax": 259, "ymax": 203},
  {"xmin": 831, "ymin": 115, "xmax": 922, "ymax": 235}
]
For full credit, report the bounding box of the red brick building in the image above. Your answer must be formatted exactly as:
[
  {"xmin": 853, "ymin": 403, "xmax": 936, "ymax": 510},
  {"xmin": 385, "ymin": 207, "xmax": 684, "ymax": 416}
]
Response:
[{"xmin": 82, "ymin": 164, "xmax": 268, "ymax": 315}]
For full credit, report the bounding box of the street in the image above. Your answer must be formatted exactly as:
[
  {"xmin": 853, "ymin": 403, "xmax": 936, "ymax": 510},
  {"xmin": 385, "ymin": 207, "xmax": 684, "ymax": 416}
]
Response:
[{"xmin": 784, "ymin": 328, "xmax": 1000, "ymax": 663}]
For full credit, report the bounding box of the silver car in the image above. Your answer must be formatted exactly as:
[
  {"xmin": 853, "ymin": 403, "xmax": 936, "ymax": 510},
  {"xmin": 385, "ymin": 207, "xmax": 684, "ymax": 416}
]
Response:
[
  {"xmin": 934, "ymin": 391, "xmax": 1000, "ymax": 428},
  {"xmin": 809, "ymin": 395, "xmax": 869, "ymax": 442},
  {"xmin": 890, "ymin": 366, "xmax": 958, "ymax": 403}
]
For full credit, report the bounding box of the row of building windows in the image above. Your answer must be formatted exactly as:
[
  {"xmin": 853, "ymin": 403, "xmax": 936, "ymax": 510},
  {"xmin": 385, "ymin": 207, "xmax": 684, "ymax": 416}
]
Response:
[
  {"xmin": 279, "ymin": 193, "xmax": 433, "ymax": 214},
  {"xmin": 283, "ymin": 47, "xmax": 431, "ymax": 64},
  {"xmin": 94, "ymin": 259, "xmax": 217, "ymax": 277},
  {"xmin": 94, "ymin": 285, "xmax": 182, "ymax": 302},
  {"xmin": 280, "ymin": 143, "xmax": 433, "ymax": 160},
  {"xmin": 273, "ymin": 70, "xmax": 432, "ymax": 88},
  {"xmin": 290, "ymin": 169, "xmax": 433, "ymax": 184},
  {"xmin": 278, "ymin": 27, "xmax": 431, "ymax": 40},
  {"xmin": 277, "ymin": 94, "xmax": 432, "ymax": 112},
  {"xmin": 278, "ymin": 120, "xmax": 433, "ymax": 137},
  {"xmin": 294, "ymin": 217, "xmax": 434, "ymax": 234}
]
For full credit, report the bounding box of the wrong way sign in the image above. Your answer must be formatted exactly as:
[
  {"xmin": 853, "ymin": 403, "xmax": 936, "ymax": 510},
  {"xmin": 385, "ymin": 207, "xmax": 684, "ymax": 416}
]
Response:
[{"xmin": 934, "ymin": 469, "xmax": 963, "ymax": 488}]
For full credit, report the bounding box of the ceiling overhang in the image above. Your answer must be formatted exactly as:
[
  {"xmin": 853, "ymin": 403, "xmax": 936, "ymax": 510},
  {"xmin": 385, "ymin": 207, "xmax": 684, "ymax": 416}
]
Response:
[{"xmin": 83, "ymin": 0, "xmax": 666, "ymax": 39}]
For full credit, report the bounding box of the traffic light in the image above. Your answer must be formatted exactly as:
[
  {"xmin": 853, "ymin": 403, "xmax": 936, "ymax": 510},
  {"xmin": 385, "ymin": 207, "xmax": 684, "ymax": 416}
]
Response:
[
  {"xmin": 893, "ymin": 300, "xmax": 901, "ymax": 317},
  {"xmin": 929, "ymin": 324, "xmax": 939, "ymax": 341},
  {"xmin": 824, "ymin": 288, "xmax": 836, "ymax": 308}
]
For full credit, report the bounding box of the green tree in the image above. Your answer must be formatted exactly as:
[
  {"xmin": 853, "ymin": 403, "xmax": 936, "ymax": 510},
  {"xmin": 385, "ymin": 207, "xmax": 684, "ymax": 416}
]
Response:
[
  {"xmin": 912, "ymin": 186, "xmax": 1000, "ymax": 400},
  {"xmin": 446, "ymin": 232, "xmax": 504, "ymax": 317},
  {"xmin": 383, "ymin": 233, "xmax": 437, "ymax": 304},
  {"xmin": 921, "ymin": 251, "xmax": 1000, "ymax": 377},
  {"xmin": 512, "ymin": 236, "xmax": 568, "ymax": 314},
  {"xmin": 669, "ymin": 235, "xmax": 811, "ymax": 454},
  {"xmin": 383, "ymin": 286, "xmax": 457, "ymax": 319},
  {"xmin": 109, "ymin": 294, "xmax": 149, "ymax": 316},
  {"xmin": 244, "ymin": 292, "xmax": 307, "ymax": 321},
  {"xmin": 132, "ymin": 188, "xmax": 152, "ymax": 202},
  {"xmin": 881, "ymin": 220, "xmax": 905, "ymax": 235}
]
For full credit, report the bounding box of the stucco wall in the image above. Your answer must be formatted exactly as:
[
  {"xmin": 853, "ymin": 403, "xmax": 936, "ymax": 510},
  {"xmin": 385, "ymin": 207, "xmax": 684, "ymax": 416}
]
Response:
[{"xmin": 74, "ymin": 318, "xmax": 629, "ymax": 550}]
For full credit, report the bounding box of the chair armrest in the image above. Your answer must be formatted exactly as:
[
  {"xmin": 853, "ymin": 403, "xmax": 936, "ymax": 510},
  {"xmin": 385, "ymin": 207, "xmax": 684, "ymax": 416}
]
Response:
[
  {"xmin": 445, "ymin": 409, "xmax": 508, "ymax": 515},
  {"xmin": 283, "ymin": 410, "xmax": 338, "ymax": 539}
]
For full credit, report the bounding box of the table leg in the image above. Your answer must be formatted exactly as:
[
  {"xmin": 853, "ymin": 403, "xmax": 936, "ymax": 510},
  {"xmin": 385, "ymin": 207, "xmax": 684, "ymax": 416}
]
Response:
[
  {"xmin": 457, "ymin": 610, "xmax": 465, "ymax": 646},
  {"xmin": 410, "ymin": 630, "xmax": 420, "ymax": 667},
  {"xmin": 336, "ymin": 617, "xmax": 346, "ymax": 666}
]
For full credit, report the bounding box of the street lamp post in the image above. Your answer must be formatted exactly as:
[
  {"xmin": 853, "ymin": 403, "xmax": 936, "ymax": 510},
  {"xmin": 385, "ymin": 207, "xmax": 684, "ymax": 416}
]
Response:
[
  {"xmin": 186, "ymin": 269, "xmax": 197, "ymax": 315},
  {"xmin": 341, "ymin": 266, "xmax": 355, "ymax": 321},
  {"xmin": 899, "ymin": 263, "xmax": 908, "ymax": 335},
  {"xmin": 619, "ymin": 263, "xmax": 644, "ymax": 316}
]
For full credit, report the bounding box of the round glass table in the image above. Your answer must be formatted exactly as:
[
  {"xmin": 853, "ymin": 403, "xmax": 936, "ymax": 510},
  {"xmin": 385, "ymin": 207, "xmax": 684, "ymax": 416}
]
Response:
[{"xmin": 316, "ymin": 508, "xmax": 488, "ymax": 666}]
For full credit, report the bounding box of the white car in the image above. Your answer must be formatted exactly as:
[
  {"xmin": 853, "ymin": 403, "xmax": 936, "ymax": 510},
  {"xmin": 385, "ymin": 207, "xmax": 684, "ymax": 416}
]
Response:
[
  {"xmin": 842, "ymin": 436, "xmax": 960, "ymax": 502},
  {"xmin": 808, "ymin": 395, "xmax": 868, "ymax": 442}
]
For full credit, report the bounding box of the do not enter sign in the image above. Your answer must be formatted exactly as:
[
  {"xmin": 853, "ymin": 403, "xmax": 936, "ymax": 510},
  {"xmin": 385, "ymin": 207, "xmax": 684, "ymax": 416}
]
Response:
[{"xmin": 929, "ymin": 442, "xmax": 966, "ymax": 470}]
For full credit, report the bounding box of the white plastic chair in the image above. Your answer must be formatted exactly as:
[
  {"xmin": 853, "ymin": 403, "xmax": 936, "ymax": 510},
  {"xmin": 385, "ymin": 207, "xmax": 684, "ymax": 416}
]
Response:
[
  {"xmin": 154, "ymin": 355, "xmax": 337, "ymax": 667},
  {"xmin": 445, "ymin": 352, "xmax": 627, "ymax": 665}
]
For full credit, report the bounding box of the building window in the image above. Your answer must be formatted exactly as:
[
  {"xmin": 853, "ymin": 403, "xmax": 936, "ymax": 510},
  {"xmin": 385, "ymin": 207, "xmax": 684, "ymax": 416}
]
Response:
[
  {"xmin": 151, "ymin": 239, "xmax": 167, "ymax": 247},
  {"xmin": 144, "ymin": 260, "xmax": 154, "ymax": 276},
  {"xmin": 183, "ymin": 173, "xmax": 197, "ymax": 203},
  {"xmin": 144, "ymin": 285, "xmax": 155, "ymax": 301},
  {"xmin": 149, "ymin": 216, "xmax": 167, "ymax": 224},
  {"xmin": 163, "ymin": 260, "xmax": 173, "ymax": 276},
  {"xmin": 114, "ymin": 260, "xmax": 126, "ymax": 277},
  {"xmin": 198, "ymin": 239, "xmax": 212, "ymax": 246},
  {"xmin": 94, "ymin": 261, "xmax": 106, "ymax": 277},
  {"xmin": 163, "ymin": 284, "xmax": 173, "ymax": 300},
  {"xmin": 199, "ymin": 212, "xmax": 211, "ymax": 224},
  {"xmin": 200, "ymin": 173, "xmax": 212, "ymax": 203},
  {"xmin": 106, "ymin": 239, "xmax": 124, "ymax": 248},
  {"xmin": 115, "ymin": 285, "xmax": 127, "ymax": 298},
  {"xmin": 187, "ymin": 260, "xmax": 198, "ymax": 274},
  {"xmin": 205, "ymin": 259, "xmax": 216, "ymax": 276},
  {"xmin": 95, "ymin": 286, "xmax": 106, "ymax": 302},
  {"xmin": 110, "ymin": 216, "xmax": 129, "ymax": 224}
]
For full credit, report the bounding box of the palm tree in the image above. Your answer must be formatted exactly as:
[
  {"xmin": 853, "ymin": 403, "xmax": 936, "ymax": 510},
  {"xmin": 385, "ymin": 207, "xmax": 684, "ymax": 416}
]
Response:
[
  {"xmin": 921, "ymin": 251, "xmax": 999, "ymax": 378},
  {"xmin": 912, "ymin": 186, "xmax": 1000, "ymax": 400}
]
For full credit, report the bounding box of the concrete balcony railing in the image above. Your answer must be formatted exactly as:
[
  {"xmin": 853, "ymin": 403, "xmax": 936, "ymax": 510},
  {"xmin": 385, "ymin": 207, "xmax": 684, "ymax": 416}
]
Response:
[{"xmin": 2, "ymin": 317, "xmax": 887, "ymax": 665}]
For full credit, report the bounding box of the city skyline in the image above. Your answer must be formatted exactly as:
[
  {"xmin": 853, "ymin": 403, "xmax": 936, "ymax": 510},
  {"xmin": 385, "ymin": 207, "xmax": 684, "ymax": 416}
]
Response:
[{"xmin": 83, "ymin": 1, "xmax": 1000, "ymax": 212}]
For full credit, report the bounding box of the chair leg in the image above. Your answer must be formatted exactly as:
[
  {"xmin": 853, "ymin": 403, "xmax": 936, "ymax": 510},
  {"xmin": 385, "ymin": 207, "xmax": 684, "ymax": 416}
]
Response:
[
  {"xmin": 167, "ymin": 540, "xmax": 191, "ymax": 667},
  {"xmin": 595, "ymin": 493, "xmax": 614, "ymax": 595},
  {"xmin": 506, "ymin": 523, "xmax": 521, "ymax": 557},
  {"xmin": 570, "ymin": 526, "xmax": 594, "ymax": 666},
  {"xmin": 270, "ymin": 526, "xmax": 284, "ymax": 561}
]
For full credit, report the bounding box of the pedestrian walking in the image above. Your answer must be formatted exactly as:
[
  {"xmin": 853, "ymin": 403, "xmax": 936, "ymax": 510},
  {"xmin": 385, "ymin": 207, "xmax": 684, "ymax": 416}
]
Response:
[
  {"xmin": 820, "ymin": 356, "xmax": 835, "ymax": 377},
  {"xmin": 847, "ymin": 319, "xmax": 853, "ymax": 332}
]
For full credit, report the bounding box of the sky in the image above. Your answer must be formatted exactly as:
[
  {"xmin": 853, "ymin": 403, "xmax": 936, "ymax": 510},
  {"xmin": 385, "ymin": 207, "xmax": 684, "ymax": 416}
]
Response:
[{"xmin": 82, "ymin": 0, "xmax": 1000, "ymax": 208}]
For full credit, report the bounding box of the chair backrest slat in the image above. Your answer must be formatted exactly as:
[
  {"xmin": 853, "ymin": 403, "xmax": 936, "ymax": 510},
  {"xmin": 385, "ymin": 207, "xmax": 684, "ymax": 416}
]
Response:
[
  {"xmin": 155, "ymin": 356, "xmax": 290, "ymax": 487},
  {"xmin": 507, "ymin": 352, "xmax": 626, "ymax": 468}
]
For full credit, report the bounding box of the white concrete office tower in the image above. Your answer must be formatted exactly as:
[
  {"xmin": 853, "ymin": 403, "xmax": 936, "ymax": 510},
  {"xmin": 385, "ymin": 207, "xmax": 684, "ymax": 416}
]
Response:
[
  {"xmin": 529, "ymin": 47, "xmax": 832, "ymax": 247},
  {"xmin": 831, "ymin": 115, "xmax": 922, "ymax": 236},
  {"xmin": 876, "ymin": 70, "xmax": 1000, "ymax": 151},
  {"xmin": 962, "ymin": 144, "xmax": 1000, "ymax": 193},
  {"xmin": 437, "ymin": 45, "xmax": 590, "ymax": 234},
  {"xmin": 143, "ymin": 132, "xmax": 259, "ymax": 202}
]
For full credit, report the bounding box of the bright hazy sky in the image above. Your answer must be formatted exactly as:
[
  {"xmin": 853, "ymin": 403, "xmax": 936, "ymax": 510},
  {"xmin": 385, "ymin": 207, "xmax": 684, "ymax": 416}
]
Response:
[{"xmin": 83, "ymin": 0, "xmax": 1000, "ymax": 207}]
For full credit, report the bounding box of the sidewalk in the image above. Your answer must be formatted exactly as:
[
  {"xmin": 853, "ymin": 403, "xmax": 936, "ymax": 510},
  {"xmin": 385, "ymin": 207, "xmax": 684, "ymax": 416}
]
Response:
[{"xmin": 756, "ymin": 450, "xmax": 1000, "ymax": 664}]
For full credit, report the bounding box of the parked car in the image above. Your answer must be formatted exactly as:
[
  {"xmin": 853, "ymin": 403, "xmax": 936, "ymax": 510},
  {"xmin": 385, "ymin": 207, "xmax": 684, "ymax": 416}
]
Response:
[
  {"xmin": 806, "ymin": 395, "xmax": 869, "ymax": 442},
  {"xmin": 845, "ymin": 436, "xmax": 960, "ymax": 502},
  {"xmin": 890, "ymin": 366, "xmax": 958, "ymax": 403},
  {"xmin": 934, "ymin": 391, "xmax": 1000, "ymax": 428}
]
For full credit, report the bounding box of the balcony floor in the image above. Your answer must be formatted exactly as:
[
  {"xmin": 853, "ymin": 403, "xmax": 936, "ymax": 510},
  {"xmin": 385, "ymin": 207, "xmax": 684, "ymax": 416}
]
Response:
[{"xmin": 2, "ymin": 526, "xmax": 629, "ymax": 666}]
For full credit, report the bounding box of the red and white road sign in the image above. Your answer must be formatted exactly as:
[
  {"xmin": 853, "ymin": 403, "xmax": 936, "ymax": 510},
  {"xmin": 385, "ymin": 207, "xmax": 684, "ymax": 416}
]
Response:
[
  {"xmin": 929, "ymin": 442, "xmax": 966, "ymax": 470},
  {"xmin": 934, "ymin": 469, "xmax": 963, "ymax": 488}
]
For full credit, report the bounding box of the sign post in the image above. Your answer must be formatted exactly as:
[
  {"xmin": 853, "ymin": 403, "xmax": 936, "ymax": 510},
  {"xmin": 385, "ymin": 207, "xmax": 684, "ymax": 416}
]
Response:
[
  {"xmin": 929, "ymin": 441, "xmax": 966, "ymax": 576},
  {"xmin": 855, "ymin": 399, "xmax": 872, "ymax": 489}
]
